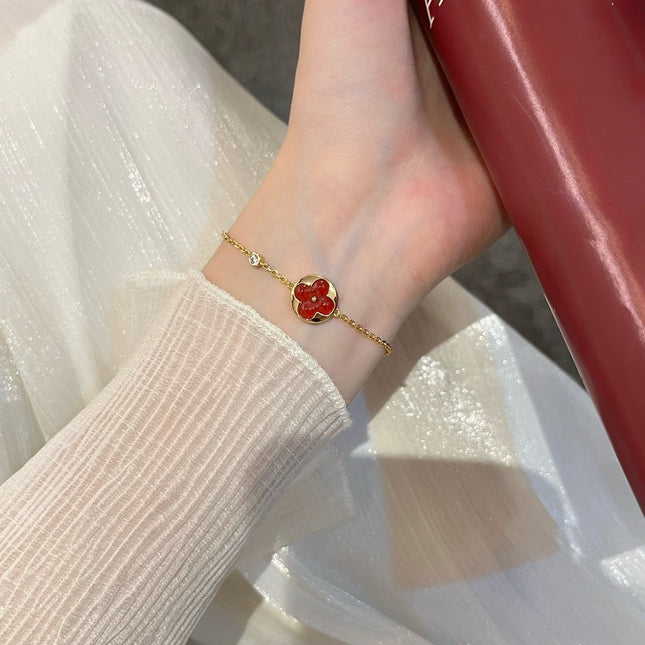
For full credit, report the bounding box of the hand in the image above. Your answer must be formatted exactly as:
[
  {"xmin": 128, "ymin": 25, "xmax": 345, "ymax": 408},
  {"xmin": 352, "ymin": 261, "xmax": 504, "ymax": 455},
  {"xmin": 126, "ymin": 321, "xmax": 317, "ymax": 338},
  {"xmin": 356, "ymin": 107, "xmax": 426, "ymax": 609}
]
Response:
[
  {"xmin": 281, "ymin": 0, "xmax": 509, "ymax": 309},
  {"xmin": 204, "ymin": 0, "xmax": 510, "ymax": 402}
]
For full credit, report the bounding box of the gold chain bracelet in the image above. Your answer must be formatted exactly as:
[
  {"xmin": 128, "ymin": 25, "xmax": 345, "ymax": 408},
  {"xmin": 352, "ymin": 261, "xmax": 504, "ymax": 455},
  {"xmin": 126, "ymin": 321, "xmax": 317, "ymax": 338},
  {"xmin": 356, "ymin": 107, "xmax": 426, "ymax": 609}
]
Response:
[{"xmin": 221, "ymin": 231, "xmax": 392, "ymax": 356}]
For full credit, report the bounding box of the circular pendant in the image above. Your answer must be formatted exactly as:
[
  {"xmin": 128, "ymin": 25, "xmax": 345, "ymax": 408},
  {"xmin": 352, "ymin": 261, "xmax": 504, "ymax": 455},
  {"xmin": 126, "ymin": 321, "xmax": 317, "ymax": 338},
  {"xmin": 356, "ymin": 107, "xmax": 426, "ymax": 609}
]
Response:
[{"xmin": 291, "ymin": 275, "xmax": 338, "ymax": 324}]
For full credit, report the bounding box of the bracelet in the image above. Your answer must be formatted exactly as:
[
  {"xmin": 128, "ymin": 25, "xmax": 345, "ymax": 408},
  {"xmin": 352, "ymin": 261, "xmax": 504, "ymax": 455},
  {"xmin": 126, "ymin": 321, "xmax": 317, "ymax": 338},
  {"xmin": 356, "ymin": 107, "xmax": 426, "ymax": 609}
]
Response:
[{"xmin": 221, "ymin": 231, "xmax": 393, "ymax": 356}]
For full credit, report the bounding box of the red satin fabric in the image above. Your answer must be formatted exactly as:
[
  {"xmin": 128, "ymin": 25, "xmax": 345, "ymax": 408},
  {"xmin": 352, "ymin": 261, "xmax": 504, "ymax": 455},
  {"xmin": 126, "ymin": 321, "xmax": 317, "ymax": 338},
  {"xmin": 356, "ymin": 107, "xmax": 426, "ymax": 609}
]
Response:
[{"xmin": 410, "ymin": 0, "xmax": 645, "ymax": 513}]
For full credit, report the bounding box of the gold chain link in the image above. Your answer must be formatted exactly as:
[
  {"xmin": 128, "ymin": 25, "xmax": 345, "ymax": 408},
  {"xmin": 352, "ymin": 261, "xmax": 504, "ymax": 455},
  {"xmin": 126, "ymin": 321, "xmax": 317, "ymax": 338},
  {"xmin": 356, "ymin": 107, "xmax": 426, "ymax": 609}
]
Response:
[{"xmin": 221, "ymin": 231, "xmax": 392, "ymax": 356}]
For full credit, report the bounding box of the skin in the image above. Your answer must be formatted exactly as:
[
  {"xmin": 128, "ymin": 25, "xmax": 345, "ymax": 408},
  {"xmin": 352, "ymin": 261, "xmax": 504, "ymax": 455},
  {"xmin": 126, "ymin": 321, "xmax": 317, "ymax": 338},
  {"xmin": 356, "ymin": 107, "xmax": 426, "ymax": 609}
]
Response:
[{"xmin": 203, "ymin": 0, "xmax": 510, "ymax": 404}]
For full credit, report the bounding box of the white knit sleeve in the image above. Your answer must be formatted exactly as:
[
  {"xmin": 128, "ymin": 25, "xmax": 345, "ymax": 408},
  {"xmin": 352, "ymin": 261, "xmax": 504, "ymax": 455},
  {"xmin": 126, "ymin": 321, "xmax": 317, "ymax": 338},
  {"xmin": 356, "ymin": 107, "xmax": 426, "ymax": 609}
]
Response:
[{"xmin": 0, "ymin": 269, "xmax": 353, "ymax": 644}]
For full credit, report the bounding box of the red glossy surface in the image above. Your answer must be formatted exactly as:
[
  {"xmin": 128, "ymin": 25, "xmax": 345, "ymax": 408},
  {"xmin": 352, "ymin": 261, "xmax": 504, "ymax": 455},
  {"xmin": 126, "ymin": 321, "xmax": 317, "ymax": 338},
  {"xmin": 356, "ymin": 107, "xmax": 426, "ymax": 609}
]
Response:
[
  {"xmin": 294, "ymin": 278, "xmax": 335, "ymax": 320},
  {"xmin": 410, "ymin": 0, "xmax": 645, "ymax": 513}
]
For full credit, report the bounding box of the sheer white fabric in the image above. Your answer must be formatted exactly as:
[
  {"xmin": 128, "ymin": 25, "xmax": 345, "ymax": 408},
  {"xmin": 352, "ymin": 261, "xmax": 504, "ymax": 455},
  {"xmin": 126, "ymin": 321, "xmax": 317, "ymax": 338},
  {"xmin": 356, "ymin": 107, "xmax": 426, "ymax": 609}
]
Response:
[{"xmin": 0, "ymin": 1, "xmax": 644, "ymax": 643}]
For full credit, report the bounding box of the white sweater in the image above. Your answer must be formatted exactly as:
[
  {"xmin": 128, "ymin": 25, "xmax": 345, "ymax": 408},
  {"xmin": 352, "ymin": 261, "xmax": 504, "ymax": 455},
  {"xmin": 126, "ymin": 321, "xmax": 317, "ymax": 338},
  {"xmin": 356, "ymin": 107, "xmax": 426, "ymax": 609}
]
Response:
[{"xmin": 0, "ymin": 269, "xmax": 352, "ymax": 643}]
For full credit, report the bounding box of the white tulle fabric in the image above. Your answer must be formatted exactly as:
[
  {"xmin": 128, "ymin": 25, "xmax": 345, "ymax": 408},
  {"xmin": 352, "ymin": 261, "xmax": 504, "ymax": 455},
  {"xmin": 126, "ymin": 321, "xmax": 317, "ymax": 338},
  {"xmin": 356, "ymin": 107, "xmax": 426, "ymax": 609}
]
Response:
[{"xmin": 0, "ymin": 1, "xmax": 643, "ymax": 643}]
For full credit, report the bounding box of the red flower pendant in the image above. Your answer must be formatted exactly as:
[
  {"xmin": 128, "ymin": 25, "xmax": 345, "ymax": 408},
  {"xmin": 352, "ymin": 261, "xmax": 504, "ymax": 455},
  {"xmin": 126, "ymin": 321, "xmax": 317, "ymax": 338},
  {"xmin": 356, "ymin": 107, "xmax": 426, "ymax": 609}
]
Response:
[{"xmin": 291, "ymin": 275, "xmax": 338, "ymax": 323}]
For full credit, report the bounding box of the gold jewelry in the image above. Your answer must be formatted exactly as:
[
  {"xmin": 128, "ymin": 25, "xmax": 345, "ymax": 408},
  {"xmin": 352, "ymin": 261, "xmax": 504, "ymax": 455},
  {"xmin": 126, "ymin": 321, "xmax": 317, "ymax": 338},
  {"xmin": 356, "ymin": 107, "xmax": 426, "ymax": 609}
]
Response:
[{"xmin": 221, "ymin": 231, "xmax": 392, "ymax": 356}]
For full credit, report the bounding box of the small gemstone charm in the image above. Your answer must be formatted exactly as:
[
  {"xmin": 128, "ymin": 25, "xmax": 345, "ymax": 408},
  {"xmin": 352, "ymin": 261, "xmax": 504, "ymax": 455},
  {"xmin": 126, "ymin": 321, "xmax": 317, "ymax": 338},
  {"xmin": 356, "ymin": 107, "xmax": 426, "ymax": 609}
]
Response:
[
  {"xmin": 249, "ymin": 252, "xmax": 261, "ymax": 266},
  {"xmin": 291, "ymin": 275, "xmax": 337, "ymax": 323}
]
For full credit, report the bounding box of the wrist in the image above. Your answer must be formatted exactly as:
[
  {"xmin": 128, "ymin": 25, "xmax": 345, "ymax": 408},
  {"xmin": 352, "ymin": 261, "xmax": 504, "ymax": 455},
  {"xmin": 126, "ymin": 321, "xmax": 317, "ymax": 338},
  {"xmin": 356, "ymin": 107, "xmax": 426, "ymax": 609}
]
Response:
[{"xmin": 201, "ymin": 143, "xmax": 439, "ymax": 402}]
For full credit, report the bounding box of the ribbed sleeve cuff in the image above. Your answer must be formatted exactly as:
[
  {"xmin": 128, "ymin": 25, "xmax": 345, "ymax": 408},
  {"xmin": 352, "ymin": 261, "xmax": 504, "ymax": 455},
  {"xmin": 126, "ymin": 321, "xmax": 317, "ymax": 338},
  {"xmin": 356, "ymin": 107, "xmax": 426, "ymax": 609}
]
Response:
[{"xmin": 0, "ymin": 268, "xmax": 353, "ymax": 644}]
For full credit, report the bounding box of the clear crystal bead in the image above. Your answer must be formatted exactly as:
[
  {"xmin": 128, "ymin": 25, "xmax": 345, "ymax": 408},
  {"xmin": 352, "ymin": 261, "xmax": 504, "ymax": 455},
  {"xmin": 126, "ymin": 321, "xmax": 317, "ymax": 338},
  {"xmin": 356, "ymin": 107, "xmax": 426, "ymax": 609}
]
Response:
[{"xmin": 249, "ymin": 252, "xmax": 261, "ymax": 266}]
